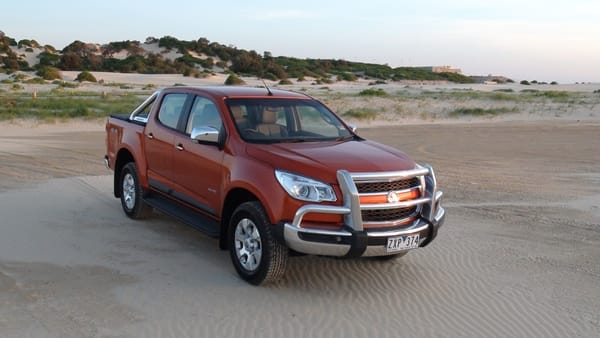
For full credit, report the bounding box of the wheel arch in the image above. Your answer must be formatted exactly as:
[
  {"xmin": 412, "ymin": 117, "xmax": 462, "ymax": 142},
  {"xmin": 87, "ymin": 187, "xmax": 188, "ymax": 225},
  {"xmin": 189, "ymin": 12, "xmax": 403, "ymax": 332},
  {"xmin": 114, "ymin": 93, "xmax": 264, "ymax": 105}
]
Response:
[
  {"xmin": 113, "ymin": 148, "xmax": 135, "ymax": 198},
  {"xmin": 219, "ymin": 188, "xmax": 260, "ymax": 250}
]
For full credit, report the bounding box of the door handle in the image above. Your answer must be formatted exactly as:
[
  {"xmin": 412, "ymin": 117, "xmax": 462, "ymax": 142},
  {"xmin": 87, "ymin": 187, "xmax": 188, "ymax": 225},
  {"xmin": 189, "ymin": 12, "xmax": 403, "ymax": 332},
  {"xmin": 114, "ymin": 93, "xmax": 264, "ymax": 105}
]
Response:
[
  {"xmin": 147, "ymin": 133, "xmax": 154, "ymax": 139},
  {"xmin": 175, "ymin": 144, "xmax": 184, "ymax": 151}
]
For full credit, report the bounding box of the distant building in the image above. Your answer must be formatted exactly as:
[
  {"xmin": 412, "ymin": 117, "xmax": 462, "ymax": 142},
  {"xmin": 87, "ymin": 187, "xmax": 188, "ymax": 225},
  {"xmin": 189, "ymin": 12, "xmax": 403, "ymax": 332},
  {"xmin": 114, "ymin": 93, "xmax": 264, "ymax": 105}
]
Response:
[{"xmin": 419, "ymin": 66, "xmax": 462, "ymax": 74}]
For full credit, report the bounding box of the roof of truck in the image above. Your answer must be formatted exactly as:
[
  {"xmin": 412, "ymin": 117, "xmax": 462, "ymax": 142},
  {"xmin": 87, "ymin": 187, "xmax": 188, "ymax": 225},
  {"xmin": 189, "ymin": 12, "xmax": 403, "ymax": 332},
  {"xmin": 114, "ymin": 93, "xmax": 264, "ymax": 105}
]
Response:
[{"xmin": 159, "ymin": 85, "xmax": 311, "ymax": 99}]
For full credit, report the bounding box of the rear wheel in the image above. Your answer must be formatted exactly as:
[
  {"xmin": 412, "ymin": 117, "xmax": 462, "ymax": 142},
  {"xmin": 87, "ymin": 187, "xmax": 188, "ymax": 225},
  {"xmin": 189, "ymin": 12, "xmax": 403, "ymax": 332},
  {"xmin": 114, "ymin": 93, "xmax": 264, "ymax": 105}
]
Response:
[
  {"xmin": 229, "ymin": 201, "xmax": 288, "ymax": 285},
  {"xmin": 119, "ymin": 162, "xmax": 152, "ymax": 219}
]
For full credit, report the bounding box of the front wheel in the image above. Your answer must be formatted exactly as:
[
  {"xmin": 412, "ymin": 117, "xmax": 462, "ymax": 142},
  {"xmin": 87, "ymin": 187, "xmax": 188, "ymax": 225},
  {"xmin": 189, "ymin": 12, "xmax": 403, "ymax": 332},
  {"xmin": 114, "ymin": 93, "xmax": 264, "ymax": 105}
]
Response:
[
  {"xmin": 119, "ymin": 162, "xmax": 152, "ymax": 219},
  {"xmin": 229, "ymin": 201, "xmax": 288, "ymax": 285}
]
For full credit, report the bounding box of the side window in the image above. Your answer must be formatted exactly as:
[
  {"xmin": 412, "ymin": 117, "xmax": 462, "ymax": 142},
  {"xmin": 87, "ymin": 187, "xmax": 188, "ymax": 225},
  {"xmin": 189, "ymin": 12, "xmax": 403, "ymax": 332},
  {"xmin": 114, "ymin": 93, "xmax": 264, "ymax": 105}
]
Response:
[
  {"xmin": 186, "ymin": 96, "xmax": 222, "ymax": 134},
  {"xmin": 157, "ymin": 93, "xmax": 188, "ymax": 129}
]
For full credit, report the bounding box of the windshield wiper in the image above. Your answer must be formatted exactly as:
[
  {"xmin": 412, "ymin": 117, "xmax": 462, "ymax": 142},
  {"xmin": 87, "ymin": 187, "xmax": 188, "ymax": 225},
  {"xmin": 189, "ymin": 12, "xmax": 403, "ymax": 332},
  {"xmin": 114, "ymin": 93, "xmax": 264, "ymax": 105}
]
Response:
[
  {"xmin": 279, "ymin": 138, "xmax": 306, "ymax": 143},
  {"xmin": 335, "ymin": 135, "xmax": 355, "ymax": 142}
]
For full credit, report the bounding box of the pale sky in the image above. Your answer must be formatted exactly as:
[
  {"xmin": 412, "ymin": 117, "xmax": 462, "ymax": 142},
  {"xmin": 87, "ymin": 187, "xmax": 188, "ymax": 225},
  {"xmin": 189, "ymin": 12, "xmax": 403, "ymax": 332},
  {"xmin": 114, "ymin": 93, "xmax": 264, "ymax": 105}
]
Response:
[{"xmin": 2, "ymin": 0, "xmax": 599, "ymax": 83}]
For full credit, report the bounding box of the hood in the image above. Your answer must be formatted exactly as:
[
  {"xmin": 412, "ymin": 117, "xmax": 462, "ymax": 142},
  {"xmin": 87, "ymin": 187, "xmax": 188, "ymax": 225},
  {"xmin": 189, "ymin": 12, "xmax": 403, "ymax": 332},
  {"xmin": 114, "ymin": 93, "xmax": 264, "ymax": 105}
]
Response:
[{"xmin": 245, "ymin": 139, "xmax": 416, "ymax": 184}]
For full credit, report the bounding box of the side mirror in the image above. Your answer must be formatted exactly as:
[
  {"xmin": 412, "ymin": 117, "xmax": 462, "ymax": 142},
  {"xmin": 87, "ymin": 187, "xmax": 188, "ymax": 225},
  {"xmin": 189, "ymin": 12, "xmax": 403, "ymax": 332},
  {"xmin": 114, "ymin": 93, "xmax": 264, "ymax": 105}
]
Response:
[
  {"xmin": 191, "ymin": 126, "xmax": 220, "ymax": 144},
  {"xmin": 348, "ymin": 124, "xmax": 358, "ymax": 133}
]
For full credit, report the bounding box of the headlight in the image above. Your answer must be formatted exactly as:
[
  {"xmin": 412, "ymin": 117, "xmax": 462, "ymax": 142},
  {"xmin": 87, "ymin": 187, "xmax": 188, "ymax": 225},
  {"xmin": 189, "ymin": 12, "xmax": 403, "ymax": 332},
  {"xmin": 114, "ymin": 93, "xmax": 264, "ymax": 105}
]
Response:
[{"xmin": 275, "ymin": 170, "xmax": 337, "ymax": 202}]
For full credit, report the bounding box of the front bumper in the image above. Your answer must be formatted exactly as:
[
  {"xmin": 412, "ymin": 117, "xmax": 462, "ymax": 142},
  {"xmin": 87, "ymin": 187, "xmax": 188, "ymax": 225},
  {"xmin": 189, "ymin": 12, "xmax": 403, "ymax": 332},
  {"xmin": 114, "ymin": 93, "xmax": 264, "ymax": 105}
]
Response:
[{"xmin": 281, "ymin": 166, "xmax": 445, "ymax": 257}]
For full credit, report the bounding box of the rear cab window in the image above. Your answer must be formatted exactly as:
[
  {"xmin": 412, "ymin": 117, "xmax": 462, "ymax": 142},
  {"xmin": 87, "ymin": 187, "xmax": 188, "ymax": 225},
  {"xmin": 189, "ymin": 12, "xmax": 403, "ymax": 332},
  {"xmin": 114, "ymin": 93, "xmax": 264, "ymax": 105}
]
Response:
[{"xmin": 157, "ymin": 93, "xmax": 188, "ymax": 130}]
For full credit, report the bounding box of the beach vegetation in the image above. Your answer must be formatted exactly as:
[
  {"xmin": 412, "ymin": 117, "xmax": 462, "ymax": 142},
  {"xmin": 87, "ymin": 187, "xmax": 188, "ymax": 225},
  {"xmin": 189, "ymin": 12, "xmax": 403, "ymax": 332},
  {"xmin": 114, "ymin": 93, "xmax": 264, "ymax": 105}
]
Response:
[
  {"xmin": 359, "ymin": 88, "xmax": 388, "ymax": 97},
  {"xmin": 520, "ymin": 80, "xmax": 530, "ymax": 85},
  {"xmin": 449, "ymin": 107, "xmax": 516, "ymax": 117},
  {"xmin": 36, "ymin": 66, "xmax": 62, "ymax": 80},
  {"xmin": 76, "ymin": 71, "xmax": 97, "ymax": 82},
  {"xmin": 0, "ymin": 91, "xmax": 146, "ymax": 121},
  {"xmin": 52, "ymin": 80, "xmax": 78, "ymax": 88},
  {"xmin": 225, "ymin": 73, "xmax": 245, "ymax": 85},
  {"xmin": 343, "ymin": 108, "xmax": 378, "ymax": 120},
  {"xmin": 338, "ymin": 72, "xmax": 358, "ymax": 81},
  {"xmin": 37, "ymin": 51, "xmax": 61, "ymax": 68},
  {"xmin": 369, "ymin": 80, "xmax": 387, "ymax": 85},
  {"xmin": 278, "ymin": 79, "xmax": 293, "ymax": 85},
  {"xmin": 24, "ymin": 77, "xmax": 47, "ymax": 84}
]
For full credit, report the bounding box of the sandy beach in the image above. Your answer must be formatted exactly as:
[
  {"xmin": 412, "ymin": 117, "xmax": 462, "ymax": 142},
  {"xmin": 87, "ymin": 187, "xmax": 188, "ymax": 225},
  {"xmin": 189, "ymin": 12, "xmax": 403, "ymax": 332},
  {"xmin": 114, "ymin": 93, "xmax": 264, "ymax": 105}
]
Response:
[{"xmin": 0, "ymin": 79, "xmax": 599, "ymax": 336}]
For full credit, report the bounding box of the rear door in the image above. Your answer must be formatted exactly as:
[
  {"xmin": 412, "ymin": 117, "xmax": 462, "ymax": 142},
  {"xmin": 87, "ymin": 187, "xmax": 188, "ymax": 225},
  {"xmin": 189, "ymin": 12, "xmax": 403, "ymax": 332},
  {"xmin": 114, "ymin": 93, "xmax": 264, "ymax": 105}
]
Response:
[{"xmin": 144, "ymin": 92, "xmax": 190, "ymax": 189}]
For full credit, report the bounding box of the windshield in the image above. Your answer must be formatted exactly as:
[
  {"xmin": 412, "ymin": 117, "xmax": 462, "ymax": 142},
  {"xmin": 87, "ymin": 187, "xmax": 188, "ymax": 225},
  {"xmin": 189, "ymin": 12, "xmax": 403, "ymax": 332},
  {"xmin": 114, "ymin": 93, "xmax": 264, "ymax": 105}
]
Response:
[{"xmin": 225, "ymin": 98, "xmax": 352, "ymax": 143}]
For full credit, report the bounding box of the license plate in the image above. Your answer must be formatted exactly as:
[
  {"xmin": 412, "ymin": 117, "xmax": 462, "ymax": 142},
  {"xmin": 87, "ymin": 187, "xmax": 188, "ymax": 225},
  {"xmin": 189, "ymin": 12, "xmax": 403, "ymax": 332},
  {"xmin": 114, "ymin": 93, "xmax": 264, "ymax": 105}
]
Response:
[{"xmin": 386, "ymin": 234, "xmax": 420, "ymax": 252}]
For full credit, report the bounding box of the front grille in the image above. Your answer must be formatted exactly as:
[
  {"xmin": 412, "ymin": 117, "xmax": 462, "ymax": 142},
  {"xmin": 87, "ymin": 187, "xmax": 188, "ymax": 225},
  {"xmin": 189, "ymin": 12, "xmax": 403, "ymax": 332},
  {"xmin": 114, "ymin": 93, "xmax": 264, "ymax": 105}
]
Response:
[
  {"xmin": 353, "ymin": 176, "xmax": 422, "ymax": 224},
  {"xmin": 361, "ymin": 206, "xmax": 418, "ymax": 222},
  {"xmin": 356, "ymin": 177, "xmax": 420, "ymax": 193}
]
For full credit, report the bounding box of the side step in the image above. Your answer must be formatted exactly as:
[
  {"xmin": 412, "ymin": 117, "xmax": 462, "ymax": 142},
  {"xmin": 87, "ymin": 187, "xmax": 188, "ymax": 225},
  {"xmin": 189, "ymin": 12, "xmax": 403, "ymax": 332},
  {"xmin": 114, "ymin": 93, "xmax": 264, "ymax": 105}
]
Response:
[{"xmin": 144, "ymin": 194, "xmax": 220, "ymax": 238}]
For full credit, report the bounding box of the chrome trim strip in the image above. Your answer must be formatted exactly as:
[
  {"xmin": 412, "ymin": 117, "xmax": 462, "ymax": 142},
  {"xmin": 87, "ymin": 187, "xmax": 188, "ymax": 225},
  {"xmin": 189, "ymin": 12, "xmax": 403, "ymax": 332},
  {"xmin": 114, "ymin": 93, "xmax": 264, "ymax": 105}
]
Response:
[
  {"xmin": 337, "ymin": 170, "xmax": 363, "ymax": 231},
  {"xmin": 366, "ymin": 222, "xmax": 430, "ymax": 237},
  {"xmin": 291, "ymin": 204, "xmax": 351, "ymax": 228},
  {"xmin": 424, "ymin": 164, "xmax": 437, "ymax": 220},
  {"xmin": 349, "ymin": 167, "xmax": 430, "ymax": 182},
  {"xmin": 128, "ymin": 90, "xmax": 159, "ymax": 121},
  {"xmin": 359, "ymin": 186, "xmax": 421, "ymax": 197},
  {"xmin": 359, "ymin": 197, "xmax": 431, "ymax": 210}
]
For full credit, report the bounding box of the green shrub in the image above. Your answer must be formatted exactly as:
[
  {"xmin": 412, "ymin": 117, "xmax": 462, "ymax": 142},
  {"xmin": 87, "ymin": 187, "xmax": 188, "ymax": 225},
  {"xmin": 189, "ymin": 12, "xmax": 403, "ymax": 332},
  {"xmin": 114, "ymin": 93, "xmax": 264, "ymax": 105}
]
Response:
[
  {"xmin": 358, "ymin": 88, "xmax": 388, "ymax": 97},
  {"xmin": 520, "ymin": 80, "xmax": 530, "ymax": 85},
  {"xmin": 263, "ymin": 72, "xmax": 278, "ymax": 81},
  {"xmin": 11, "ymin": 83, "xmax": 23, "ymax": 90},
  {"xmin": 24, "ymin": 77, "xmax": 46, "ymax": 84},
  {"xmin": 52, "ymin": 80, "xmax": 78, "ymax": 88},
  {"xmin": 343, "ymin": 108, "xmax": 378, "ymax": 120},
  {"xmin": 36, "ymin": 66, "xmax": 62, "ymax": 80},
  {"xmin": 537, "ymin": 91, "xmax": 569, "ymax": 99},
  {"xmin": 368, "ymin": 80, "xmax": 387, "ymax": 85},
  {"xmin": 76, "ymin": 71, "xmax": 97, "ymax": 82},
  {"xmin": 225, "ymin": 74, "xmax": 245, "ymax": 85},
  {"xmin": 279, "ymin": 79, "xmax": 293, "ymax": 85},
  {"xmin": 10, "ymin": 73, "xmax": 28, "ymax": 81},
  {"xmin": 338, "ymin": 72, "xmax": 357, "ymax": 81},
  {"xmin": 449, "ymin": 107, "xmax": 516, "ymax": 117}
]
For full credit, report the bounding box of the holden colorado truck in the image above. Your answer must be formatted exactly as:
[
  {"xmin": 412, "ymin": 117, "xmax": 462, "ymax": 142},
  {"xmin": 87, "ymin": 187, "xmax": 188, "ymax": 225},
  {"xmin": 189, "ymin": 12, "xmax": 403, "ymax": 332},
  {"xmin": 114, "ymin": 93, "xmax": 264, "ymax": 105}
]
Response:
[{"xmin": 105, "ymin": 86, "xmax": 445, "ymax": 285}]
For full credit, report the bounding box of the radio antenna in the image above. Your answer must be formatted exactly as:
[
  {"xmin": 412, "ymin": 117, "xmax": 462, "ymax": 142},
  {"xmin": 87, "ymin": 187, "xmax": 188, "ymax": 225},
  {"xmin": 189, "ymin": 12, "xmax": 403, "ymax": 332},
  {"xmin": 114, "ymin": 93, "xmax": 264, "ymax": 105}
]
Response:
[{"xmin": 261, "ymin": 79, "xmax": 273, "ymax": 96}]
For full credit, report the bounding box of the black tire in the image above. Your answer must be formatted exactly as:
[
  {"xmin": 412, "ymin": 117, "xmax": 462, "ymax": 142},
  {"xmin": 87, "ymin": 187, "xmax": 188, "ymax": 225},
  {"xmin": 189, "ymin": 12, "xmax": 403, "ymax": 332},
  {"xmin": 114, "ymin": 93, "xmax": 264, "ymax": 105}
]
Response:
[
  {"xmin": 229, "ymin": 201, "xmax": 288, "ymax": 285},
  {"xmin": 119, "ymin": 162, "xmax": 152, "ymax": 219}
]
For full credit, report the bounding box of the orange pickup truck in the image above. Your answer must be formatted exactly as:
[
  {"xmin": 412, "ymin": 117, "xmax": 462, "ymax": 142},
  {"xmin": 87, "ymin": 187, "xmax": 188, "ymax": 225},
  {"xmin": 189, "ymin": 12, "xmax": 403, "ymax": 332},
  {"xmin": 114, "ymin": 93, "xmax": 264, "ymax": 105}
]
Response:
[{"xmin": 105, "ymin": 86, "xmax": 445, "ymax": 284}]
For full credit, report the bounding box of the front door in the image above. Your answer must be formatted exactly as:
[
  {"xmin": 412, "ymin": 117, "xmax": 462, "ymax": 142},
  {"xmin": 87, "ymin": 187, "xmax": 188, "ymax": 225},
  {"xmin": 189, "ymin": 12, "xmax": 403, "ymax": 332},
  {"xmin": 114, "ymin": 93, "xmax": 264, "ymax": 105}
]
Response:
[{"xmin": 172, "ymin": 96, "xmax": 226, "ymax": 217}]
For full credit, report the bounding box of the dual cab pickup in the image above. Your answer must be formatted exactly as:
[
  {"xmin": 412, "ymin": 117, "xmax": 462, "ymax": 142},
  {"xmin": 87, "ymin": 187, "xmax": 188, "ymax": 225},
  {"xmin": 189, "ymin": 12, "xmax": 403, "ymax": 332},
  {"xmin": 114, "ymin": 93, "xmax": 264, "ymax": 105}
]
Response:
[{"xmin": 105, "ymin": 86, "xmax": 445, "ymax": 284}]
